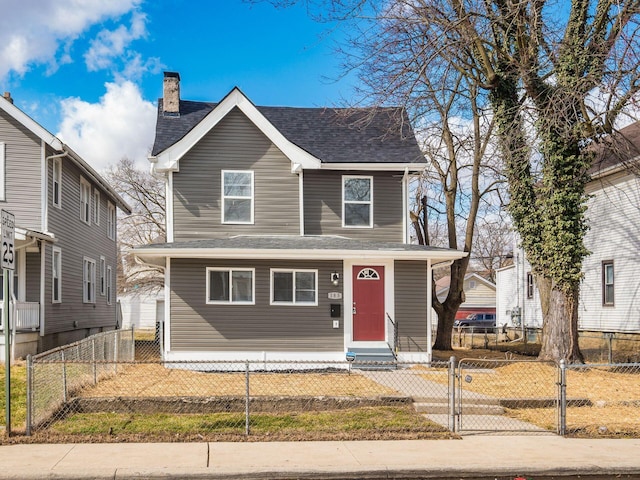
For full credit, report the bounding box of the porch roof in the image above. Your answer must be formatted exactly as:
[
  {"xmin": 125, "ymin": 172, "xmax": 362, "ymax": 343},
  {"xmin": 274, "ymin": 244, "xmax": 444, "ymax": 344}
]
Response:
[{"xmin": 133, "ymin": 235, "xmax": 467, "ymax": 267}]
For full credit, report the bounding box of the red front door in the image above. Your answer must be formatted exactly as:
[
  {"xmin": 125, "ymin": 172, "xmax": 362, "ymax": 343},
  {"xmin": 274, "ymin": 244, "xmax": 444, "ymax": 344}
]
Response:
[{"xmin": 352, "ymin": 266, "xmax": 385, "ymax": 341}]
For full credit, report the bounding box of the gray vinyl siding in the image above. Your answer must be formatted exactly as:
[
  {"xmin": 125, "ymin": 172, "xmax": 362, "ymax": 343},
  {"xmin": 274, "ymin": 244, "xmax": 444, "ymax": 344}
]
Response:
[
  {"xmin": 173, "ymin": 107, "xmax": 300, "ymax": 240},
  {"xmin": 45, "ymin": 159, "xmax": 118, "ymax": 335},
  {"xmin": 394, "ymin": 260, "xmax": 428, "ymax": 352},
  {"xmin": 0, "ymin": 109, "xmax": 42, "ymax": 230},
  {"xmin": 170, "ymin": 258, "xmax": 343, "ymax": 351},
  {"xmin": 26, "ymin": 252, "xmax": 40, "ymax": 303},
  {"xmin": 303, "ymin": 170, "xmax": 403, "ymax": 241}
]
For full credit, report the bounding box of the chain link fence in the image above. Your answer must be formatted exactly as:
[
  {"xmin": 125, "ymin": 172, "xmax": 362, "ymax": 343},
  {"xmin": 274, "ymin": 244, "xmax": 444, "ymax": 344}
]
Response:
[
  {"xmin": 22, "ymin": 331, "xmax": 640, "ymax": 440},
  {"xmin": 26, "ymin": 329, "xmax": 134, "ymax": 434},
  {"xmin": 562, "ymin": 362, "xmax": 640, "ymax": 437}
]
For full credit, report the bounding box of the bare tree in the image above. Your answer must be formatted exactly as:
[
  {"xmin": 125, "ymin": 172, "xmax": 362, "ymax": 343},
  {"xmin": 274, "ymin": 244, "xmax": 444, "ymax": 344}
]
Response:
[
  {"xmin": 470, "ymin": 217, "xmax": 514, "ymax": 283},
  {"xmin": 105, "ymin": 158, "xmax": 165, "ymax": 295}
]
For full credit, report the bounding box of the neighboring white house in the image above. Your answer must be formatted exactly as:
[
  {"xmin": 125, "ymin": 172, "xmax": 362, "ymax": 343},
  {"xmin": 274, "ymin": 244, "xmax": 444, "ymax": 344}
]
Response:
[{"xmin": 497, "ymin": 122, "xmax": 640, "ymax": 333}]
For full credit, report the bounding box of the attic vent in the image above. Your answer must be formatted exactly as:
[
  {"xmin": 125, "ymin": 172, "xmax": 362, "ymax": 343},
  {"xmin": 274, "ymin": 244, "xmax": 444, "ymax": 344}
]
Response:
[{"xmin": 357, "ymin": 268, "xmax": 380, "ymax": 280}]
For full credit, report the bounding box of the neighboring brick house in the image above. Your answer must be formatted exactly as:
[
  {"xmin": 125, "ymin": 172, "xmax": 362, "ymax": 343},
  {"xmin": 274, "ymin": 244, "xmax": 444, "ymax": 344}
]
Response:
[
  {"xmin": 134, "ymin": 72, "xmax": 466, "ymax": 363},
  {"xmin": 0, "ymin": 92, "xmax": 131, "ymax": 359}
]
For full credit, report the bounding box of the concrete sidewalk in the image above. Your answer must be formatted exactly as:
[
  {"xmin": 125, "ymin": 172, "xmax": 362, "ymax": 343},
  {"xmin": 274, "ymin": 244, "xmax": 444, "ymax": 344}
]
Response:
[{"xmin": 1, "ymin": 436, "xmax": 639, "ymax": 479}]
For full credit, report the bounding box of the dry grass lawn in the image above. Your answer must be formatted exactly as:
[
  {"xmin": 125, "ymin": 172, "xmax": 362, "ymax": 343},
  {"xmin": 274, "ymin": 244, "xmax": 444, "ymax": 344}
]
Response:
[{"xmin": 78, "ymin": 363, "xmax": 399, "ymax": 398}]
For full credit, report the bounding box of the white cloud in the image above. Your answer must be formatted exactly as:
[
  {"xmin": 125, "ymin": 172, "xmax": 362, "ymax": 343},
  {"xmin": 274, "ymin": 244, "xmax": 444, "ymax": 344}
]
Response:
[
  {"xmin": 57, "ymin": 81, "xmax": 156, "ymax": 172},
  {"xmin": 0, "ymin": 0, "xmax": 141, "ymax": 80},
  {"xmin": 84, "ymin": 11, "xmax": 148, "ymax": 72}
]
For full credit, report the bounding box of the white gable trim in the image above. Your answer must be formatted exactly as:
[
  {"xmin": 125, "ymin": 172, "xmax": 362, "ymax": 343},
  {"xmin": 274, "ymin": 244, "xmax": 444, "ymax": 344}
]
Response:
[
  {"xmin": 0, "ymin": 96, "xmax": 63, "ymax": 150},
  {"xmin": 150, "ymin": 88, "xmax": 322, "ymax": 173}
]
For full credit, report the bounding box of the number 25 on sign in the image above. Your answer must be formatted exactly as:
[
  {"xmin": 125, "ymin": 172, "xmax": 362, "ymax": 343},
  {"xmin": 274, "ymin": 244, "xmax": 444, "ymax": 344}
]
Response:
[{"xmin": 2, "ymin": 209, "xmax": 15, "ymax": 271}]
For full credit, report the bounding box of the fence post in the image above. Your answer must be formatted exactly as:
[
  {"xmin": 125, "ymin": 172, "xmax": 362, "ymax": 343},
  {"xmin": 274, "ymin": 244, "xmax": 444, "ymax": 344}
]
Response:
[
  {"xmin": 448, "ymin": 356, "xmax": 456, "ymax": 433},
  {"xmin": 92, "ymin": 338, "xmax": 97, "ymax": 385},
  {"xmin": 26, "ymin": 354, "xmax": 32, "ymax": 436},
  {"xmin": 245, "ymin": 362, "xmax": 250, "ymax": 436},
  {"xmin": 130, "ymin": 326, "xmax": 135, "ymax": 361},
  {"xmin": 61, "ymin": 350, "xmax": 68, "ymax": 403},
  {"xmin": 114, "ymin": 331, "xmax": 119, "ymax": 375},
  {"xmin": 559, "ymin": 359, "xmax": 567, "ymax": 436}
]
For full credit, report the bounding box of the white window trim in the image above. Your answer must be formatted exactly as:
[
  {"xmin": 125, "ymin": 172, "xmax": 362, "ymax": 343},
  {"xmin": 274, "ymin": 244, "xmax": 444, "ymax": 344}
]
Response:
[
  {"xmin": 100, "ymin": 256, "xmax": 106, "ymax": 296},
  {"xmin": 52, "ymin": 246, "xmax": 62, "ymax": 304},
  {"xmin": 221, "ymin": 170, "xmax": 254, "ymax": 224},
  {"xmin": 80, "ymin": 177, "xmax": 91, "ymax": 225},
  {"xmin": 106, "ymin": 266, "xmax": 112, "ymax": 305},
  {"xmin": 52, "ymin": 157, "xmax": 62, "ymax": 208},
  {"xmin": 0, "ymin": 142, "xmax": 6, "ymax": 202},
  {"xmin": 107, "ymin": 202, "xmax": 116, "ymax": 240},
  {"xmin": 206, "ymin": 267, "xmax": 256, "ymax": 305},
  {"xmin": 83, "ymin": 256, "xmax": 96, "ymax": 304},
  {"xmin": 270, "ymin": 268, "xmax": 318, "ymax": 306},
  {"xmin": 342, "ymin": 175, "xmax": 373, "ymax": 228},
  {"xmin": 93, "ymin": 189, "xmax": 100, "ymax": 225}
]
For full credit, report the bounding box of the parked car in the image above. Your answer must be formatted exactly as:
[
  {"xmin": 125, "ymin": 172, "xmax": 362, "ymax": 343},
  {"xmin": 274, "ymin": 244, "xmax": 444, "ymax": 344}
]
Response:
[{"xmin": 453, "ymin": 313, "xmax": 496, "ymax": 333}]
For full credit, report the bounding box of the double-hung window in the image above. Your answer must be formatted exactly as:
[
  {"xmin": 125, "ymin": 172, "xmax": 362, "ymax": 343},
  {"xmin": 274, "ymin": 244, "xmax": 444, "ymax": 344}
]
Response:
[
  {"xmin": 52, "ymin": 247, "xmax": 62, "ymax": 303},
  {"xmin": 106, "ymin": 266, "xmax": 112, "ymax": 305},
  {"xmin": 93, "ymin": 190, "xmax": 100, "ymax": 225},
  {"xmin": 342, "ymin": 176, "xmax": 373, "ymax": 227},
  {"xmin": 100, "ymin": 256, "xmax": 106, "ymax": 296},
  {"xmin": 80, "ymin": 178, "xmax": 91, "ymax": 224},
  {"xmin": 83, "ymin": 257, "xmax": 96, "ymax": 304},
  {"xmin": 107, "ymin": 202, "xmax": 116, "ymax": 240},
  {"xmin": 271, "ymin": 269, "xmax": 317, "ymax": 305},
  {"xmin": 52, "ymin": 158, "xmax": 62, "ymax": 207},
  {"xmin": 526, "ymin": 272, "xmax": 534, "ymax": 299},
  {"xmin": 602, "ymin": 260, "xmax": 614, "ymax": 306},
  {"xmin": 207, "ymin": 267, "xmax": 255, "ymax": 304},
  {"xmin": 222, "ymin": 170, "xmax": 254, "ymax": 224}
]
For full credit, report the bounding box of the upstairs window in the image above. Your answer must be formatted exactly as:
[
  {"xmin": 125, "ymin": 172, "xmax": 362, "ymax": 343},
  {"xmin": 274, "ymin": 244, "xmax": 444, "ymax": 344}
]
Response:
[
  {"xmin": 343, "ymin": 176, "xmax": 373, "ymax": 227},
  {"xmin": 602, "ymin": 260, "xmax": 614, "ymax": 306},
  {"xmin": 93, "ymin": 190, "xmax": 100, "ymax": 225},
  {"xmin": 271, "ymin": 269, "xmax": 317, "ymax": 305},
  {"xmin": 80, "ymin": 177, "xmax": 91, "ymax": 224},
  {"xmin": 222, "ymin": 170, "xmax": 254, "ymax": 224},
  {"xmin": 53, "ymin": 158, "xmax": 62, "ymax": 207},
  {"xmin": 207, "ymin": 267, "xmax": 255, "ymax": 304},
  {"xmin": 83, "ymin": 257, "xmax": 96, "ymax": 304},
  {"xmin": 107, "ymin": 202, "xmax": 116, "ymax": 240}
]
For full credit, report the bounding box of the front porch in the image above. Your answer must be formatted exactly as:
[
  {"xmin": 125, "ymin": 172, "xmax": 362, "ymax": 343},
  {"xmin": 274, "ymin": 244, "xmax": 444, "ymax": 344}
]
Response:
[{"xmin": 0, "ymin": 301, "xmax": 40, "ymax": 361}]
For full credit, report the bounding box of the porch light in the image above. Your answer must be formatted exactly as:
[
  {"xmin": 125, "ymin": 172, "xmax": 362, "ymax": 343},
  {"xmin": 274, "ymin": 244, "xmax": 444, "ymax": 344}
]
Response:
[{"xmin": 331, "ymin": 272, "xmax": 340, "ymax": 286}]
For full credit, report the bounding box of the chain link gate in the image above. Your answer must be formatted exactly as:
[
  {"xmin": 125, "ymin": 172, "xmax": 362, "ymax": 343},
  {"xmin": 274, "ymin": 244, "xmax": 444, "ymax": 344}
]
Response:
[{"xmin": 455, "ymin": 358, "xmax": 559, "ymax": 434}]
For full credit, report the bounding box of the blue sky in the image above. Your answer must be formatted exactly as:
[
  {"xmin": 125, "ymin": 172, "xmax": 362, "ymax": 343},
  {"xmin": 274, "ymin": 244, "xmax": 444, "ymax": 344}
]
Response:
[{"xmin": 1, "ymin": 0, "xmax": 354, "ymax": 171}]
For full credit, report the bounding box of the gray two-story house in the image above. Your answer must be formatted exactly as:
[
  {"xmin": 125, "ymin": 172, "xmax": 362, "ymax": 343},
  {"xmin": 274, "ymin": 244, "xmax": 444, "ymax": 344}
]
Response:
[
  {"xmin": 134, "ymin": 72, "xmax": 466, "ymax": 364},
  {"xmin": 0, "ymin": 92, "xmax": 131, "ymax": 358}
]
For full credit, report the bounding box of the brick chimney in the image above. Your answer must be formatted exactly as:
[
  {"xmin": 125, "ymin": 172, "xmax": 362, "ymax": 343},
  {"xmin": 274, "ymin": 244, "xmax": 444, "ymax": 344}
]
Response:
[
  {"xmin": 163, "ymin": 72, "xmax": 180, "ymax": 116},
  {"xmin": 3, "ymin": 92, "xmax": 13, "ymax": 104}
]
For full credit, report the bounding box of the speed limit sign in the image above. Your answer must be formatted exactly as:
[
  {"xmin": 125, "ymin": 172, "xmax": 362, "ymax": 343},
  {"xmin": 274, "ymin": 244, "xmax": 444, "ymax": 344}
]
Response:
[{"xmin": 2, "ymin": 209, "xmax": 15, "ymax": 271}]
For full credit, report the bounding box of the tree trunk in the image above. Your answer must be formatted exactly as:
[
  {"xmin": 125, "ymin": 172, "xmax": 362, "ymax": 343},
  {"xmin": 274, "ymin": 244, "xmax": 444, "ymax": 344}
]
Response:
[
  {"xmin": 538, "ymin": 282, "xmax": 583, "ymax": 363},
  {"xmin": 432, "ymin": 301, "xmax": 459, "ymax": 351}
]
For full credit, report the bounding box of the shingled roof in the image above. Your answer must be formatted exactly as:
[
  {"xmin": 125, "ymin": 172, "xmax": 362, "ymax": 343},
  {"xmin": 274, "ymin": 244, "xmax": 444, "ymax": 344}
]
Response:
[
  {"xmin": 590, "ymin": 121, "xmax": 640, "ymax": 175},
  {"xmin": 151, "ymin": 97, "xmax": 424, "ymax": 164}
]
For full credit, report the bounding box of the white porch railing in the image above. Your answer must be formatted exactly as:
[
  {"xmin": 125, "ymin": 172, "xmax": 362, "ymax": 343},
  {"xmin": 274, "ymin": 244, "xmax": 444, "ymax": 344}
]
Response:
[{"xmin": 0, "ymin": 301, "xmax": 40, "ymax": 331}]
